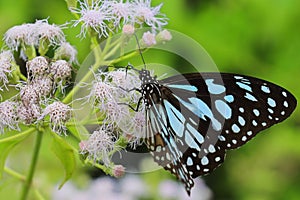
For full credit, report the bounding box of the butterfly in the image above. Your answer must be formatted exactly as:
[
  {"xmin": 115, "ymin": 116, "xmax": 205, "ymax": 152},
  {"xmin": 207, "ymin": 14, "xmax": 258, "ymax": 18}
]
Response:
[{"xmin": 133, "ymin": 68, "xmax": 297, "ymax": 195}]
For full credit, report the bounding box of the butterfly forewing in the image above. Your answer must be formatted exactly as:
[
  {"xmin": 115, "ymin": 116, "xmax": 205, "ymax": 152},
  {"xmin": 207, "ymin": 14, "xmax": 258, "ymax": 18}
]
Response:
[
  {"xmin": 163, "ymin": 73, "xmax": 297, "ymax": 150},
  {"xmin": 140, "ymin": 71, "xmax": 296, "ymax": 195}
]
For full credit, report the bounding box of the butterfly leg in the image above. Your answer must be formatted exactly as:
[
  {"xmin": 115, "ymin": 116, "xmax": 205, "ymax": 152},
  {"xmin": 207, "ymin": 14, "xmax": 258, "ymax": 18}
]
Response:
[
  {"xmin": 118, "ymin": 97, "xmax": 143, "ymax": 112},
  {"xmin": 118, "ymin": 86, "xmax": 141, "ymax": 93}
]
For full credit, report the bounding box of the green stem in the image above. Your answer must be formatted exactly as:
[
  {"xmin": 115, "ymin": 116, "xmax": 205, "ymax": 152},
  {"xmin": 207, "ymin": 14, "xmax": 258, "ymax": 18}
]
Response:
[
  {"xmin": 90, "ymin": 36, "xmax": 102, "ymax": 60},
  {"xmin": 109, "ymin": 50, "xmax": 139, "ymax": 64},
  {"xmin": 103, "ymin": 42, "xmax": 121, "ymax": 60},
  {"xmin": 4, "ymin": 167, "xmax": 25, "ymax": 181},
  {"xmin": 20, "ymin": 130, "xmax": 43, "ymax": 200},
  {"xmin": 5, "ymin": 167, "xmax": 46, "ymax": 200}
]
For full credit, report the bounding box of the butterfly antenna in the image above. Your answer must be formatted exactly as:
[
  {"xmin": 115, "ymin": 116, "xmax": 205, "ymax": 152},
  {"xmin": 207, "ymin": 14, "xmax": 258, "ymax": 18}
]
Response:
[{"xmin": 133, "ymin": 33, "xmax": 147, "ymax": 69}]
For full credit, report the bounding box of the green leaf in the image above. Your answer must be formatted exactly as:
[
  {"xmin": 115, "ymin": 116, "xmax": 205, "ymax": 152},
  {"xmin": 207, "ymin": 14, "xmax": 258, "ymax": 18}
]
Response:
[
  {"xmin": 50, "ymin": 132, "xmax": 76, "ymax": 189},
  {"xmin": 0, "ymin": 129, "xmax": 33, "ymax": 178},
  {"xmin": 67, "ymin": 125, "xmax": 90, "ymax": 140},
  {"xmin": 65, "ymin": 0, "xmax": 77, "ymax": 9}
]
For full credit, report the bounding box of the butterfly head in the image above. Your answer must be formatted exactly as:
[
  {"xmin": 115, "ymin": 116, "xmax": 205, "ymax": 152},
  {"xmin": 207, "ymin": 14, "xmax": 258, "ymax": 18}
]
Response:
[{"xmin": 139, "ymin": 69, "xmax": 158, "ymax": 85}]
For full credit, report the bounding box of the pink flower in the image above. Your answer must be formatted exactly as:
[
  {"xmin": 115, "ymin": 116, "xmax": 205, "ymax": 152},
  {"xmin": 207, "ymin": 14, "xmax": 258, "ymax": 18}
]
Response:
[{"xmin": 113, "ymin": 165, "xmax": 126, "ymax": 178}]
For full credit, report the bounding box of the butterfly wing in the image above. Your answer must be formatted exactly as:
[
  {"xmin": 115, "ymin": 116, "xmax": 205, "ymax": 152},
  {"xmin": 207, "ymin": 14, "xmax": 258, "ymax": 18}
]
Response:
[{"xmin": 145, "ymin": 72, "xmax": 296, "ymax": 194}]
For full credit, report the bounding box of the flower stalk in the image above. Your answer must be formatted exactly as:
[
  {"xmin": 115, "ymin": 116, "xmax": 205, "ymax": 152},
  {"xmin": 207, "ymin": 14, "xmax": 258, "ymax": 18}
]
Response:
[{"xmin": 21, "ymin": 130, "xmax": 43, "ymax": 200}]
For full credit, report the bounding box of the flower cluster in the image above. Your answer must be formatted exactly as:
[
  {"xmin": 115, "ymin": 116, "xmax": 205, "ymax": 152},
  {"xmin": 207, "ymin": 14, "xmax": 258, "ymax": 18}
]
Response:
[
  {"xmin": 0, "ymin": 51, "xmax": 15, "ymax": 91},
  {"xmin": 71, "ymin": 0, "xmax": 168, "ymax": 38},
  {"xmin": 0, "ymin": 54, "xmax": 73, "ymax": 134},
  {"xmin": 3, "ymin": 19, "xmax": 77, "ymax": 63},
  {"xmin": 79, "ymin": 68, "xmax": 146, "ymax": 166},
  {"xmin": 41, "ymin": 101, "xmax": 72, "ymax": 134},
  {"xmin": 0, "ymin": 101, "xmax": 19, "ymax": 133},
  {"xmin": 89, "ymin": 68, "xmax": 145, "ymax": 141},
  {"xmin": 4, "ymin": 19, "xmax": 65, "ymax": 51},
  {"xmin": 80, "ymin": 127, "xmax": 116, "ymax": 166}
]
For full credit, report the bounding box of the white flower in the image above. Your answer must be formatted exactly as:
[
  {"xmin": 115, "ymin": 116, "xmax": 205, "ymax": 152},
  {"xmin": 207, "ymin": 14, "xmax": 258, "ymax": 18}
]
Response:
[
  {"xmin": 90, "ymin": 68, "xmax": 144, "ymax": 143},
  {"xmin": 33, "ymin": 76, "xmax": 54, "ymax": 97},
  {"xmin": 50, "ymin": 60, "xmax": 72, "ymax": 81},
  {"xmin": 156, "ymin": 29, "xmax": 172, "ymax": 42},
  {"xmin": 4, "ymin": 23, "xmax": 37, "ymax": 50},
  {"xmin": 142, "ymin": 31, "xmax": 156, "ymax": 46},
  {"xmin": 4, "ymin": 19, "xmax": 65, "ymax": 51},
  {"xmin": 49, "ymin": 60, "xmax": 72, "ymax": 93},
  {"xmin": 0, "ymin": 51, "xmax": 14, "ymax": 88},
  {"xmin": 108, "ymin": 69, "xmax": 139, "ymax": 89},
  {"xmin": 71, "ymin": 0, "xmax": 112, "ymax": 38},
  {"xmin": 55, "ymin": 42, "xmax": 78, "ymax": 64},
  {"xmin": 89, "ymin": 81, "xmax": 114, "ymax": 105},
  {"xmin": 108, "ymin": 68, "xmax": 141, "ymax": 100},
  {"xmin": 0, "ymin": 101, "xmax": 19, "ymax": 133},
  {"xmin": 35, "ymin": 19, "xmax": 66, "ymax": 46},
  {"xmin": 41, "ymin": 101, "xmax": 71, "ymax": 135},
  {"xmin": 26, "ymin": 56, "xmax": 49, "ymax": 78},
  {"xmin": 102, "ymin": 100, "xmax": 130, "ymax": 124},
  {"xmin": 132, "ymin": 0, "xmax": 168, "ymax": 31},
  {"xmin": 17, "ymin": 103, "xmax": 41, "ymax": 124},
  {"xmin": 120, "ymin": 109, "xmax": 146, "ymax": 148},
  {"xmin": 83, "ymin": 127, "xmax": 115, "ymax": 166},
  {"xmin": 107, "ymin": 0, "xmax": 133, "ymax": 27},
  {"xmin": 20, "ymin": 84, "xmax": 40, "ymax": 107},
  {"xmin": 122, "ymin": 24, "xmax": 135, "ymax": 35}
]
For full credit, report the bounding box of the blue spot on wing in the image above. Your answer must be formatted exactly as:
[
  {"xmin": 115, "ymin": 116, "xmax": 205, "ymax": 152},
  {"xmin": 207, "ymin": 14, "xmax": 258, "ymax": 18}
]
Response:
[
  {"xmin": 236, "ymin": 82, "xmax": 252, "ymax": 92},
  {"xmin": 186, "ymin": 123, "xmax": 204, "ymax": 144},
  {"xmin": 215, "ymin": 100, "xmax": 232, "ymax": 119},
  {"xmin": 205, "ymin": 79, "xmax": 226, "ymax": 95},
  {"xmin": 224, "ymin": 95, "xmax": 234, "ymax": 103},
  {"xmin": 174, "ymin": 94, "xmax": 222, "ymax": 131},
  {"xmin": 164, "ymin": 100, "xmax": 185, "ymax": 137},
  {"xmin": 244, "ymin": 92, "xmax": 258, "ymax": 101},
  {"xmin": 261, "ymin": 85, "xmax": 270, "ymax": 93},
  {"xmin": 168, "ymin": 84, "xmax": 198, "ymax": 92},
  {"xmin": 267, "ymin": 98, "xmax": 276, "ymax": 107},
  {"xmin": 187, "ymin": 157, "xmax": 193, "ymax": 166}
]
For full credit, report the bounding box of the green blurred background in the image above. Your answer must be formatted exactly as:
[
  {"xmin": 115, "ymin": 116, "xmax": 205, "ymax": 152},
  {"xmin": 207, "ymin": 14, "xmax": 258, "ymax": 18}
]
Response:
[{"xmin": 0, "ymin": 0, "xmax": 300, "ymax": 199}]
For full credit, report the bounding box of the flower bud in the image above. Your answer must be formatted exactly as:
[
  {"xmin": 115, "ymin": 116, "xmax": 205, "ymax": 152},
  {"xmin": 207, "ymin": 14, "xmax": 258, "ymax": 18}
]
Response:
[
  {"xmin": 26, "ymin": 56, "xmax": 49, "ymax": 78},
  {"xmin": 141, "ymin": 31, "xmax": 156, "ymax": 47},
  {"xmin": 50, "ymin": 60, "xmax": 72, "ymax": 81},
  {"xmin": 113, "ymin": 165, "xmax": 126, "ymax": 178}
]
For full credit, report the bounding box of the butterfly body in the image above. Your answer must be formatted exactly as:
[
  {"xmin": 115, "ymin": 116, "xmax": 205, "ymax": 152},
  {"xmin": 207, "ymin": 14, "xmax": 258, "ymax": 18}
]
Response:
[{"xmin": 137, "ymin": 70, "xmax": 297, "ymax": 195}]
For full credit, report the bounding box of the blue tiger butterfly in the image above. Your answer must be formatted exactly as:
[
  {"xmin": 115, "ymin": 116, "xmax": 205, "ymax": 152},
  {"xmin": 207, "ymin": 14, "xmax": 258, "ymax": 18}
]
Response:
[{"xmin": 130, "ymin": 67, "xmax": 297, "ymax": 195}]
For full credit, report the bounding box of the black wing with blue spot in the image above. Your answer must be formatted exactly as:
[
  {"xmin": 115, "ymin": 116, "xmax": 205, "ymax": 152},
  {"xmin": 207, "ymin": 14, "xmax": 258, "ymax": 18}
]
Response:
[{"xmin": 143, "ymin": 72, "xmax": 297, "ymax": 195}]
